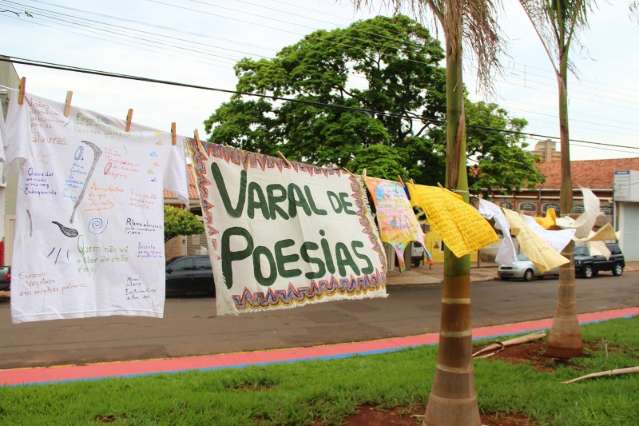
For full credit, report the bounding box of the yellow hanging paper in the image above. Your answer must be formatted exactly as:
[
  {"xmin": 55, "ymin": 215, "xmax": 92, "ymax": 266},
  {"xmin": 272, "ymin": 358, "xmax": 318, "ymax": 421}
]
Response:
[
  {"xmin": 503, "ymin": 209, "xmax": 569, "ymax": 273},
  {"xmin": 535, "ymin": 207, "xmax": 557, "ymax": 229},
  {"xmin": 407, "ymin": 184, "xmax": 498, "ymax": 258}
]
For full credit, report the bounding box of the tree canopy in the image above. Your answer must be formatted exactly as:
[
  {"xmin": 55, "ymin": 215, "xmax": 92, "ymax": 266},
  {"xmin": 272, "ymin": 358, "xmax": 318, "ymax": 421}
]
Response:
[
  {"xmin": 205, "ymin": 15, "xmax": 543, "ymax": 191},
  {"xmin": 164, "ymin": 205, "xmax": 204, "ymax": 242}
]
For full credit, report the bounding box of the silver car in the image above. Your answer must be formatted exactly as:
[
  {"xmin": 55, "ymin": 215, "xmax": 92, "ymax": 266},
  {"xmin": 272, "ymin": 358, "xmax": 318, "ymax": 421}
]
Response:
[{"xmin": 498, "ymin": 254, "xmax": 559, "ymax": 281}]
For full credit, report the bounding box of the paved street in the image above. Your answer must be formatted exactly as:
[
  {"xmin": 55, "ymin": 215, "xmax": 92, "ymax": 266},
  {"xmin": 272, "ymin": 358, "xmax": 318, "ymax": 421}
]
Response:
[{"xmin": 0, "ymin": 272, "xmax": 637, "ymax": 369}]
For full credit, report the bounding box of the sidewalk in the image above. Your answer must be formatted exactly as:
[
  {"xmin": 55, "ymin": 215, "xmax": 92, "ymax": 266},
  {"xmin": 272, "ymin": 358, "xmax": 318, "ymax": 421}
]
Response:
[
  {"xmin": 387, "ymin": 263, "xmax": 498, "ymax": 286},
  {"xmin": 2, "ymin": 306, "xmax": 637, "ymax": 386},
  {"xmin": 387, "ymin": 261, "xmax": 639, "ymax": 286}
]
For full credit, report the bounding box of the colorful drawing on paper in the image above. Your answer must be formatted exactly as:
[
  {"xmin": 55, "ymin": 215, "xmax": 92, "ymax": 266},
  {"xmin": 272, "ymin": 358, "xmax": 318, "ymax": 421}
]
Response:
[{"xmin": 364, "ymin": 177, "xmax": 424, "ymax": 270}]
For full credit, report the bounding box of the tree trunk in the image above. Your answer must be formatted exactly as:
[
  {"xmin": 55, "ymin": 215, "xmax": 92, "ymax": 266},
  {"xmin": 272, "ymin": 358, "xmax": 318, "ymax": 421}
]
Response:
[
  {"xmin": 424, "ymin": 10, "xmax": 480, "ymax": 425},
  {"xmin": 546, "ymin": 51, "xmax": 582, "ymax": 358}
]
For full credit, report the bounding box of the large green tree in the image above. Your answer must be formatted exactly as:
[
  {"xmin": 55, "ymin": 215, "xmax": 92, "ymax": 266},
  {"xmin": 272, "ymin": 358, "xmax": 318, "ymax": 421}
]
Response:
[
  {"xmin": 205, "ymin": 15, "xmax": 541, "ymax": 189},
  {"xmin": 466, "ymin": 101, "xmax": 541, "ymax": 191}
]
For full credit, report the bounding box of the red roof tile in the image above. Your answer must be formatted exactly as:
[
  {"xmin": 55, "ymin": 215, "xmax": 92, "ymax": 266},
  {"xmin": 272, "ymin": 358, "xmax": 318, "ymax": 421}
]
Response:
[{"xmin": 537, "ymin": 158, "xmax": 639, "ymax": 189}]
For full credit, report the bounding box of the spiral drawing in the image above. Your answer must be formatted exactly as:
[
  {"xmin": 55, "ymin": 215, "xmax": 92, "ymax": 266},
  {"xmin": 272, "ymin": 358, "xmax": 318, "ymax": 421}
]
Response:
[{"xmin": 88, "ymin": 217, "xmax": 108, "ymax": 234}]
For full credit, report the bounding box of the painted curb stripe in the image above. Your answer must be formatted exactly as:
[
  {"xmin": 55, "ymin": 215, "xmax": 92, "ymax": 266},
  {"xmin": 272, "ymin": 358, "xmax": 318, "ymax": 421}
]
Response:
[{"xmin": 1, "ymin": 307, "xmax": 637, "ymax": 386}]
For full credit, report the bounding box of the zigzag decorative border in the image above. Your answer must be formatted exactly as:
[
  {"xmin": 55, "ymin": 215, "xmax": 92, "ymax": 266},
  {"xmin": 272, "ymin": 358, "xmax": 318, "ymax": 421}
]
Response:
[
  {"xmin": 205, "ymin": 143, "xmax": 347, "ymax": 177},
  {"xmin": 349, "ymin": 175, "xmax": 387, "ymax": 275},
  {"xmin": 188, "ymin": 140, "xmax": 388, "ymax": 311},
  {"xmin": 231, "ymin": 269, "xmax": 386, "ymax": 311}
]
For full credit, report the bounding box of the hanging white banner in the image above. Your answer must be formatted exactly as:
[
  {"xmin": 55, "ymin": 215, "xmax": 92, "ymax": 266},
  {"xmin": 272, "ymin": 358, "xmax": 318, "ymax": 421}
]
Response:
[{"xmin": 189, "ymin": 142, "xmax": 387, "ymax": 315}]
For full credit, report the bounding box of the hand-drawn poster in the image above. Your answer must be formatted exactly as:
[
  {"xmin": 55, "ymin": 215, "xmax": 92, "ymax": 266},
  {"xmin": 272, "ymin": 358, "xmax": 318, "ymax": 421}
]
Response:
[
  {"xmin": 364, "ymin": 177, "xmax": 424, "ymax": 270},
  {"xmin": 5, "ymin": 93, "xmax": 188, "ymax": 323},
  {"xmin": 189, "ymin": 142, "xmax": 387, "ymax": 315}
]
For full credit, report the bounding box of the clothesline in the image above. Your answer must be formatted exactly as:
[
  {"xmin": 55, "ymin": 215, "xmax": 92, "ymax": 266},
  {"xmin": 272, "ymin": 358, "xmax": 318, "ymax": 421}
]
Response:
[{"xmin": 0, "ymin": 86, "xmax": 614, "ymax": 324}]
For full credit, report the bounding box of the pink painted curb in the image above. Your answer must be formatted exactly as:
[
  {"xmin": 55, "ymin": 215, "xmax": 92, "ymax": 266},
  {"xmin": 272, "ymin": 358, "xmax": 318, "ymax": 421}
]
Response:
[{"xmin": 1, "ymin": 306, "xmax": 638, "ymax": 386}]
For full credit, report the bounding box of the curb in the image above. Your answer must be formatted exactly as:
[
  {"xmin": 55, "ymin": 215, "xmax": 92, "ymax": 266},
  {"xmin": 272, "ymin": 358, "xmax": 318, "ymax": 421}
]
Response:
[{"xmin": 1, "ymin": 306, "xmax": 637, "ymax": 387}]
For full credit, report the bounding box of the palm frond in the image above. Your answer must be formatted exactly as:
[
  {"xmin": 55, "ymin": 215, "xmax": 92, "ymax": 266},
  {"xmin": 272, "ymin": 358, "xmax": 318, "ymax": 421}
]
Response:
[
  {"xmin": 519, "ymin": 0, "xmax": 595, "ymax": 72},
  {"xmin": 351, "ymin": 0, "xmax": 504, "ymax": 91}
]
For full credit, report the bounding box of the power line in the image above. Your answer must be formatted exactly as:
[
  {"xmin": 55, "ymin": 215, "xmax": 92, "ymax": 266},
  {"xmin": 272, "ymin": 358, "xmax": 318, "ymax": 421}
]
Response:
[
  {"xmin": 0, "ymin": 14, "xmax": 235, "ymax": 72},
  {"xmin": 2, "ymin": 0, "xmax": 271, "ymax": 59},
  {"xmin": 4, "ymin": 2, "xmax": 638, "ymax": 137},
  {"xmin": 0, "ymin": 1, "xmax": 245, "ymax": 64},
  {"xmin": 13, "ymin": 0, "xmax": 639, "ymax": 112},
  {"xmin": 23, "ymin": 0, "xmax": 275, "ymax": 53},
  {"xmin": 2, "ymin": 55, "xmax": 638, "ymax": 153}
]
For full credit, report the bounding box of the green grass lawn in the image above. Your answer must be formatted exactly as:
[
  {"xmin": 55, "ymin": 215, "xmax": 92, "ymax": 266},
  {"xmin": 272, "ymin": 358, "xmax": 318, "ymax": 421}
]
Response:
[{"xmin": 1, "ymin": 317, "xmax": 639, "ymax": 426}]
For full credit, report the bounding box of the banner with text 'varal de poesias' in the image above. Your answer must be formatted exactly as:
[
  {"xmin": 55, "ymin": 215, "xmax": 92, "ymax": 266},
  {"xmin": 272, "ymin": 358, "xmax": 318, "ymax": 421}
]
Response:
[{"xmin": 189, "ymin": 142, "xmax": 387, "ymax": 315}]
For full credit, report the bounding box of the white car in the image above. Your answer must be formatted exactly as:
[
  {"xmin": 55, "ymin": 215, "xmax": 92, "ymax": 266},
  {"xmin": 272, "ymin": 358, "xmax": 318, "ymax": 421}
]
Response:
[{"xmin": 498, "ymin": 254, "xmax": 559, "ymax": 281}]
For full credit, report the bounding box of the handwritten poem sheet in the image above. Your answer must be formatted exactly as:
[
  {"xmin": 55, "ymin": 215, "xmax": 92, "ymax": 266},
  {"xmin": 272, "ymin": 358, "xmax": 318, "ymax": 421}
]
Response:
[{"xmin": 4, "ymin": 93, "xmax": 188, "ymax": 323}]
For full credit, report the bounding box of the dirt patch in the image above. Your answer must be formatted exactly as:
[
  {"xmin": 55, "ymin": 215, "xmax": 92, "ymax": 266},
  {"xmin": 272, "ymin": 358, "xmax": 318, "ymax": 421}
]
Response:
[
  {"xmin": 94, "ymin": 414, "xmax": 122, "ymax": 423},
  {"xmin": 342, "ymin": 405, "xmax": 535, "ymax": 426},
  {"xmin": 482, "ymin": 412, "xmax": 537, "ymax": 426},
  {"xmin": 223, "ymin": 377, "xmax": 278, "ymax": 392},
  {"xmin": 478, "ymin": 341, "xmax": 559, "ymax": 372},
  {"xmin": 472, "ymin": 340, "xmax": 627, "ymax": 372}
]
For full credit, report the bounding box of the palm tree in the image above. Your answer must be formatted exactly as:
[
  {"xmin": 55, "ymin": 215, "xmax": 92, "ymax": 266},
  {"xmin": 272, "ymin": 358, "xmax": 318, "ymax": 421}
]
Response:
[
  {"xmin": 351, "ymin": 2, "xmax": 502, "ymax": 424},
  {"xmin": 519, "ymin": 0, "xmax": 594, "ymax": 358}
]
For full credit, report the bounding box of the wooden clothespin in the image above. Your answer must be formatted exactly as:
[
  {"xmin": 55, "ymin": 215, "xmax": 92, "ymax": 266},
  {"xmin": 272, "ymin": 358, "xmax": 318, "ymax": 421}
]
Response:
[
  {"xmin": 397, "ymin": 175, "xmax": 405, "ymax": 186},
  {"xmin": 409, "ymin": 178, "xmax": 415, "ymax": 185},
  {"xmin": 363, "ymin": 168, "xmax": 367, "ymax": 178},
  {"xmin": 18, "ymin": 77, "xmax": 26, "ymax": 105},
  {"xmin": 171, "ymin": 122, "xmax": 177, "ymax": 146},
  {"xmin": 193, "ymin": 129, "xmax": 207, "ymax": 157},
  {"xmin": 125, "ymin": 108, "xmax": 133, "ymax": 132},
  {"xmin": 63, "ymin": 91, "xmax": 73, "ymax": 117},
  {"xmin": 277, "ymin": 150, "xmax": 293, "ymax": 168}
]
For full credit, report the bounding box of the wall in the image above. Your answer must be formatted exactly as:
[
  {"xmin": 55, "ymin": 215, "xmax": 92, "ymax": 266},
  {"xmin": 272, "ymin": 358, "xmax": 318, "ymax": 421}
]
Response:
[
  {"xmin": 1, "ymin": 59, "xmax": 20, "ymax": 265},
  {"xmin": 165, "ymin": 236, "xmax": 187, "ymax": 261},
  {"xmin": 618, "ymin": 202, "xmax": 639, "ymax": 261}
]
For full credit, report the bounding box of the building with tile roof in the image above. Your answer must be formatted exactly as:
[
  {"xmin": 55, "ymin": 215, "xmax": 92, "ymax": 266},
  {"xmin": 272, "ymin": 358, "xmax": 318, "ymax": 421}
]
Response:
[{"xmin": 486, "ymin": 143, "xmax": 639, "ymax": 226}]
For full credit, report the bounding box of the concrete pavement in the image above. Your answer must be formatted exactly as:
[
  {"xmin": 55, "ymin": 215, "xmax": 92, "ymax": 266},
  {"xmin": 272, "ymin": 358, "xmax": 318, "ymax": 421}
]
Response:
[
  {"xmin": 0, "ymin": 272, "xmax": 637, "ymax": 369},
  {"xmin": 386, "ymin": 263, "xmax": 499, "ymax": 285}
]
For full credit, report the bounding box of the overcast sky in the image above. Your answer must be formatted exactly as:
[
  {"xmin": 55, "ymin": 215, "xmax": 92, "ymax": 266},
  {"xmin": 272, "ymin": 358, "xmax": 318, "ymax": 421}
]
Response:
[{"xmin": 0, "ymin": 0, "xmax": 637, "ymax": 161}]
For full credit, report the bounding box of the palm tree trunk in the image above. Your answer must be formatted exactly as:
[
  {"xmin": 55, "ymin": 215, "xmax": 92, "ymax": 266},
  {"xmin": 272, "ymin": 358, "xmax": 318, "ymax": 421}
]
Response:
[
  {"xmin": 546, "ymin": 51, "xmax": 583, "ymax": 358},
  {"xmin": 424, "ymin": 12, "xmax": 480, "ymax": 425}
]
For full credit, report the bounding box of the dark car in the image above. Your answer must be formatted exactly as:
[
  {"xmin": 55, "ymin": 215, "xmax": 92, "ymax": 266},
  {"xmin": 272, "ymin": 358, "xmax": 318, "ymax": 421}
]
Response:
[
  {"xmin": 0, "ymin": 266, "xmax": 10, "ymax": 291},
  {"xmin": 574, "ymin": 243, "xmax": 625, "ymax": 279},
  {"xmin": 165, "ymin": 256, "xmax": 215, "ymax": 297}
]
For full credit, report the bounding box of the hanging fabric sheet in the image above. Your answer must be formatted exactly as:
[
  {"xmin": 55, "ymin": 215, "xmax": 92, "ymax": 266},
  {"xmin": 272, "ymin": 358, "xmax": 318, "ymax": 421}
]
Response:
[
  {"xmin": 363, "ymin": 177, "xmax": 424, "ymax": 271},
  {"xmin": 4, "ymin": 93, "xmax": 188, "ymax": 323},
  {"xmin": 478, "ymin": 199, "xmax": 517, "ymax": 266},
  {"xmin": 503, "ymin": 209, "xmax": 569, "ymax": 273},
  {"xmin": 522, "ymin": 215, "xmax": 575, "ymax": 254},
  {"xmin": 189, "ymin": 141, "xmax": 387, "ymax": 315}
]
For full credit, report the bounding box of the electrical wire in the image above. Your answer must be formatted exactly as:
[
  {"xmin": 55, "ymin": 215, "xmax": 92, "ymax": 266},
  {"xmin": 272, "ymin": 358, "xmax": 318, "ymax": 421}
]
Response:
[
  {"xmin": 4, "ymin": 2, "xmax": 639, "ymax": 141},
  {"xmin": 11, "ymin": 0, "xmax": 639, "ymax": 109},
  {"xmin": 2, "ymin": 55, "xmax": 637, "ymax": 153},
  {"xmin": 0, "ymin": 14, "xmax": 236, "ymax": 72}
]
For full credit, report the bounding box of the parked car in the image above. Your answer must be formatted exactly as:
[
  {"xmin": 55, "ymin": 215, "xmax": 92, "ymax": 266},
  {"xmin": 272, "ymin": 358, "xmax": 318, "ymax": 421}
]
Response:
[
  {"xmin": 574, "ymin": 243, "xmax": 625, "ymax": 278},
  {"xmin": 165, "ymin": 256, "xmax": 215, "ymax": 297},
  {"xmin": 498, "ymin": 254, "xmax": 559, "ymax": 281},
  {"xmin": 0, "ymin": 266, "xmax": 10, "ymax": 291}
]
